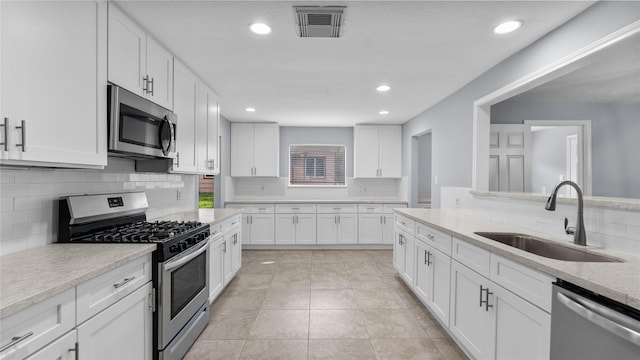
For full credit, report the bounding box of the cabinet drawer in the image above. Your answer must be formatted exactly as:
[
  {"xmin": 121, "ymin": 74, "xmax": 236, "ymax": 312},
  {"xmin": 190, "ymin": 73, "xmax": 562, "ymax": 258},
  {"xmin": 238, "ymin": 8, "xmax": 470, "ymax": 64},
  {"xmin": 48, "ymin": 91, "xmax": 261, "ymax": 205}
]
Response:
[
  {"xmin": 239, "ymin": 204, "xmax": 275, "ymax": 213},
  {"xmin": 358, "ymin": 204, "xmax": 383, "ymax": 213},
  {"xmin": 394, "ymin": 214, "xmax": 415, "ymax": 235},
  {"xmin": 275, "ymin": 204, "xmax": 316, "ymax": 213},
  {"xmin": 416, "ymin": 223, "xmax": 452, "ymax": 255},
  {"xmin": 451, "ymin": 237, "xmax": 491, "ymax": 277},
  {"xmin": 490, "ymin": 254, "xmax": 554, "ymax": 312},
  {"xmin": 383, "ymin": 203, "xmax": 407, "ymax": 213},
  {"xmin": 0, "ymin": 288, "xmax": 75, "ymax": 360},
  {"xmin": 76, "ymin": 254, "xmax": 152, "ymax": 324},
  {"xmin": 222, "ymin": 215, "xmax": 242, "ymax": 232},
  {"xmin": 316, "ymin": 204, "xmax": 357, "ymax": 213},
  {"xmin": 209, "ymin": 222, "xmax": 223, "ymax": 237}
]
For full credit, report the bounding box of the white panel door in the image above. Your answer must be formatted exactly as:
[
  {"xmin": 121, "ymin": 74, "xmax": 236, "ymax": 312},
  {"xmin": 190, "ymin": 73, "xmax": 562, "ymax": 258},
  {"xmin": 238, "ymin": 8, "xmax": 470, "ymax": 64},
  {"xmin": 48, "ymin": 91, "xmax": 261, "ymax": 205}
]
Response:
[
  {"xmin": 354, "ymin": 126, "xmax": 380, "ymax": 178},
  {"xmin": 230, "ymin": 229, "xmax": 242, "ymax": 275},
  {"xmin": 249, "ymin": 214, "xmax": 275, "ymax": 245},
  {"xmin": 1, "ymin": 1, "xmax": 107, "ymax": 167},
  {"xmin": 241, "ymin": 214, "xmax": 252, "ymax": 244},
  {"xmin": 230, "ymin": 123, "xmax": 254, "ymax": 176},
  {"xmin": 209, "ymin": 237, "xmax": 224, "ymax": 303},
  {"xmin": 24, "ymin": 330, "xmax": 77, "ymax": 360},
  {"xmin": 145, "ymin": 36, "xmax": 173, "ymax": 110},
  {"xmin": 414, "ymin": 240, "xmax": 430, "ymax": 304},
  {"xmin": 317, "ymin": 215, "xmax": 338, "ymax": 244},
  {"xmin": 196, "ymin": 83, "xmax": 220, "ymax": 174},
  {"xmin": 172, "ymin": 60, "xmax": 198, "ymax": 173},
  {"xmin": 337, "ymin": 215, "xmax": 358, "ymax": 244},
  {"xmin": 295, "ymin": 214, "xmax": 317, "ymax": 245},
  {"xmin": 489, "ymin": 124, "xmax": 531, "ymax": 193},
  {"xmin": 253, "ymin": 123, "xmax": 279, "ymax": 177},
  {"xmin": 382, "ymin": 215, "xmax": 395, "ymax": 244},
  {"xmin": 275, "ymin": 215, "xmax": 296, "ymax": 245},
  {"xmin": 358, "ymin": 214, "xmax": 383, "ymax": 244},
  {"xmin": 107, "ymin": 3, "xmax": 145, "ymax": 96},
  {"xmin": 77, "ymin": 282, "xmax": 153, "ymax": 360},
  {"xmin": 393, "ymin": 230, "xmax": 405, "ymax": 273},
  {"xmin": 379, "ymin": 125, "xmax": 402, "ymax": 178},
  {"xmin": 428, "ymin": 248, "xmax": 451, "ymax": 326},
  {"xmin": 401, "ymin": 234, "xmax": 415, "ymax": 286}
]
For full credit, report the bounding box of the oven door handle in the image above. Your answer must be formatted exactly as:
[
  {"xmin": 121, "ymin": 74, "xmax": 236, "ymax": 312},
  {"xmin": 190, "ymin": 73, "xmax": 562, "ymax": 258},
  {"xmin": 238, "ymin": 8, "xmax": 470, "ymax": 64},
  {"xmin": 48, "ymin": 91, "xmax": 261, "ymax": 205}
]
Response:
[
  {"xmin": 163, "ymin": 241, "xmax": 208, "ymax": 272},
  {"xmin": 556, "ymin": 292, "xmax": 640, "ymax": 346}
]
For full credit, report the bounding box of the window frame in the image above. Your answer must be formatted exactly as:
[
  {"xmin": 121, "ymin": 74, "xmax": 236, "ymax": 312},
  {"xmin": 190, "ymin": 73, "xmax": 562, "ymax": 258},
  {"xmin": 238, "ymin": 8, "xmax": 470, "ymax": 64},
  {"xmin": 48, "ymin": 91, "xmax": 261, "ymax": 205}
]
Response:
[{"xmin": 288, "ymin": 144, "xmax": 347, "ymax": 187}]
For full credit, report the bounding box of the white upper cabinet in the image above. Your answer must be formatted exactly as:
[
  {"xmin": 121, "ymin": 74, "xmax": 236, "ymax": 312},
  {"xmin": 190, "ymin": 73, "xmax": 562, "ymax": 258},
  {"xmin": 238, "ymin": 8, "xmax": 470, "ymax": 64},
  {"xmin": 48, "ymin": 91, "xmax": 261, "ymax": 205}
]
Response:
[
  {"xmin": 197, "ymin": 82, "xmax": 220, "ymax": 175},
  {"xmin": 171, "ymin": 60, "xmax": 199, "ymax": 173},
  {"xmin": 354, "ymin": 125, "xmax": 402, "ymax": 178},
  {"xmin": 230, "ymin": 123, "xmax": 279, "ymax": 177},
  {"xmin": 0, "ymin": 0, "xmax": 107, "ymax": 168},
  {"xmin": 108, "ymin": 3, "xmax": 173, "ymax": 110}
]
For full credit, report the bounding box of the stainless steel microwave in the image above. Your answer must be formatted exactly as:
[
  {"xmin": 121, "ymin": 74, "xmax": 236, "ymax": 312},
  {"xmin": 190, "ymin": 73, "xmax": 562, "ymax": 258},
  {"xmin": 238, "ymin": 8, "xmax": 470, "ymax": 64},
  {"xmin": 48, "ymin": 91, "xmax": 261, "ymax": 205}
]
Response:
[{"xmin": 108, "ymin": 84, "xmax": 176, "ymax": 159}]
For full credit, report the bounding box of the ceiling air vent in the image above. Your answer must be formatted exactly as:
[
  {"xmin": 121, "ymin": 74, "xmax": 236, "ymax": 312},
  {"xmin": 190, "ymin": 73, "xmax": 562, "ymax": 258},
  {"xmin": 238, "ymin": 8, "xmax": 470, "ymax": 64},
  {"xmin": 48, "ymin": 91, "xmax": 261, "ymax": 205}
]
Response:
[{"xmin": 294, "ymin": 6, "xmax": 346, "ymax": 38}]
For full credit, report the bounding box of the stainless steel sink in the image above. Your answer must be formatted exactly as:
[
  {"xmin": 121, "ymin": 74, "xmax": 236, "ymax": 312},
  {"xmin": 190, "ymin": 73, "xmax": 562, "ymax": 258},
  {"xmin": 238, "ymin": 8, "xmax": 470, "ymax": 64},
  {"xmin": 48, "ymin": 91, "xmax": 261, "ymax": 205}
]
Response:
[{"xmin": 473, "ymin": 232, "xmax": 624, "ymax": 263}]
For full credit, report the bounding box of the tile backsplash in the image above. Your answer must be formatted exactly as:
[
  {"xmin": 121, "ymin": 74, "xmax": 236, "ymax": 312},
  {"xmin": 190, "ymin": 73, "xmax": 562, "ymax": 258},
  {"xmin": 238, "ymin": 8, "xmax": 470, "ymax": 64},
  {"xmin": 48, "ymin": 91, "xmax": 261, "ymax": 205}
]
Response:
[
  {"xmin": 0, "ymin": 157, "xmax": 197, "ymax": 256},
  {"xmin": 441, "ymin": 187, "xmax": 640, "ymax": 255}
]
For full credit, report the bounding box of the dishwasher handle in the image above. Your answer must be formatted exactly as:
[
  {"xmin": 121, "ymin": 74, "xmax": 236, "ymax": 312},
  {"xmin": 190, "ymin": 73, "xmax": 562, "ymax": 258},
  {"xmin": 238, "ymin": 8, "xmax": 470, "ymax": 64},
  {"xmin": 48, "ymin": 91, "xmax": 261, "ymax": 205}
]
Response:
[{"xmin": 557, "ymin": 292, "xmax": 640, "ymax": 346}]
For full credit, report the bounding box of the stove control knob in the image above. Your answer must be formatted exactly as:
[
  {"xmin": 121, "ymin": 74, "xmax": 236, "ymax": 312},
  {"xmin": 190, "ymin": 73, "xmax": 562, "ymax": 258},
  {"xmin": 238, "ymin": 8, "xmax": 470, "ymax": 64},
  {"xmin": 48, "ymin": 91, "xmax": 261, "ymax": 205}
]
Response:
[
  {"xmin": 180, "ymin": 242, "xmax": 188, "ymax": 251},
  {"xmin": 187, "ymin": 237, "xmax": 196, "ymax": 245},
  {"xmin": 169, "ymin": 244, "xmax": 179, "ymax": 253}
]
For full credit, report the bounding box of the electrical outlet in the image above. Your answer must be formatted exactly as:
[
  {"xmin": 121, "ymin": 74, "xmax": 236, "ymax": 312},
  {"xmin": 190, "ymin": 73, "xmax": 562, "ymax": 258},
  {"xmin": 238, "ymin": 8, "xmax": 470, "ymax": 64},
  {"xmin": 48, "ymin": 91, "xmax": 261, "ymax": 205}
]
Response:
[
  {"xmin": 434, "ymin": 175, "xmax": 438, "ymax": 185},
  {"xmin": 176, "ymin": 189, "xmax": 183, "ymax": 200},
  {"xmin": 455, "ymin": 198, "xmax": 460, "ymax": 208}
]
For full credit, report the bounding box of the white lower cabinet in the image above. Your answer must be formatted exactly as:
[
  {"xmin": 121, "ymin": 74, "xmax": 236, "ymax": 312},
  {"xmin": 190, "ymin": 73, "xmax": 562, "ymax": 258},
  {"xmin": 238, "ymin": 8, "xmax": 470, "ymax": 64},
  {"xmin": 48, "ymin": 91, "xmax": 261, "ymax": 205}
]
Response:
[
  {"xmin": 449, "ymin": 260, "xmax": 550, "ymax": 360},
  {"xmin": 208, "ymin": 233, "xmax": 225, "ymax": 303},
  {"xmin": 275, "ymin": 214, "xmax": 316, "ymax": 245},
  {"xmin": 208, "ymin": 215, "xmax": 242, "ymax": 304},
  {"xmin": 243, "ymin": 214, "xmax": 275, "ymax": 245},
  {"xmin": 223, "ymin": 221, "xmax": 242, "ymax": 286},
  {"xmin": 77, "ymin": 282, "xmax": 153, "ymax": 360},
  {"xmin": 393, "ymin": 228, "xmax": 415, "ymax": 286},
  {"xmin": 317, "ymin": 214, "xmax": 358, "ymax": 244},
  {"xmin": 414, "ymin": 239, "xmax": 451, "ymax": 326}
]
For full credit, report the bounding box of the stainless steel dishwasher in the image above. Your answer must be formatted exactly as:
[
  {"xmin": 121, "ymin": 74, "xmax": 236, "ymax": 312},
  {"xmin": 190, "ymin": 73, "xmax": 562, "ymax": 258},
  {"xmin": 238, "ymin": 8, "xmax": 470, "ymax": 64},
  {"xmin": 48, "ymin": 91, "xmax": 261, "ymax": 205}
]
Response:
[{"xmin": 551, "ymin": 280, "xmax": 640, "ymax": 360}]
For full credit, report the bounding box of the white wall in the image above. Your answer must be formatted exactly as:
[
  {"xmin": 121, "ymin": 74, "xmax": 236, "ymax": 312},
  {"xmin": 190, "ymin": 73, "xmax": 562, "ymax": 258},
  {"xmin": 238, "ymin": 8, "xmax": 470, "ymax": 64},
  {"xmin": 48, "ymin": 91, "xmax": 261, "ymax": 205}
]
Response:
[
  {"xmin": 402, "ymin": 1, "xmax": 640, "ymax": 208},
  {"xmin": 0, "ymin": 157, "xmax": 197, "ymax": 256}
]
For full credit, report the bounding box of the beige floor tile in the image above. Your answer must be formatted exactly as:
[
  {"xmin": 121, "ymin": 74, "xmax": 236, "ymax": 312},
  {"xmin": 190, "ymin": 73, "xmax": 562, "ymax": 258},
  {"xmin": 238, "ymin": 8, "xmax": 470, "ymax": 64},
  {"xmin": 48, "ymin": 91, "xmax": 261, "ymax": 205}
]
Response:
[
  {"xmin": 340, "ymin": 250, "xmax": 374, "ymax": 262},
  {"xmin": 370, "ymin": 338, "xmax": 444, "ymax": 360},
  {"xmin": 344, "ymin": 261, "xmax": 381, "ymax": 274},
  {"xmin": 361, "ymin": 309, "xmax": 428, "ymax": 339},
  {"xmin": 271, "ymin": 272, "xmax": 312, "ymax": 288},
  {"xmin": 310, "ymin": 273, "xmax": 352, "ymax": 290},
  {"xmin": 369, "ymin": 250, "xmax": 393, "ymax": 263},
  {"xmin": 239, "ymin": 340, "xmax": 308, "ymax": 360},
  {"xmin": 249, "ymin": 310, "xmax": 310, "ymax": 339},
  {"xmin": 375, "ymin": 261, "xmax": 397, "ymax": 274},
  {"xmin": 309, "ymin": 309, "xmax": 369, "ymax": 339},
  {"xmin": 311, "ymin": 250, "xmax": 346, "ymax": 263},
  {"xmin": 349, "ymin": 273, "xmax": 392, "ymax": 289},
  {"xmin": 277, "ymin": 261, "xmax": 312, "ymax": 274},
  {"xmin": 274, "ymin": 250, "xmax": 313, "ymax": 263},
  {"xmin": 308, "ymin": 339, "xmax": 376, "ymax": 359},
  {"xmin": 183, "ymin": 339, "xmax": 245, "ymax": 360},
  {"xmin": 353, "ymin": 288, "xmax": 407, "ymax": 309},
  {"xmin": 226, "ymin": 274, "xmax": 274, "ymax": 291},
  {"xmin": 212, "ymin": 288, "xmax": 268, "ymax": 311},
  {"xmin": 239, "ymin": 261, "xmax": 279, "ymax": 275},
  {"xmin": 310, "ymin": 289, "xmax": 358, "ymax": 309},
  {"xmin": 200, "ymin": 310, "xmax": 259, "ymax": 340},
  {"xmin": 262, "ymin": 287, "xmax": 310, "ymax": 310},
  {"xmin": 395, "ymin": 287, "xmax": 424, "ymax": 308},
  {"xmin": 311, "ymin": 261, "xmax": 347, "ymax": 273},
  {"xmin": 432, "ymin": 338, "xmax": 470, "ymax": 360}
]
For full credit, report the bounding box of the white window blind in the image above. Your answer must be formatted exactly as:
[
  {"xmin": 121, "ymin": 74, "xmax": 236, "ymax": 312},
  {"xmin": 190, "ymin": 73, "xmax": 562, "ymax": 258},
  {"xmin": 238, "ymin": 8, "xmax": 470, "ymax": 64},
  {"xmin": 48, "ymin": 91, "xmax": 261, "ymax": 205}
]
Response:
[{"xmin": 289, "ymin": 144, "xmax": 345, "ymax": 186}]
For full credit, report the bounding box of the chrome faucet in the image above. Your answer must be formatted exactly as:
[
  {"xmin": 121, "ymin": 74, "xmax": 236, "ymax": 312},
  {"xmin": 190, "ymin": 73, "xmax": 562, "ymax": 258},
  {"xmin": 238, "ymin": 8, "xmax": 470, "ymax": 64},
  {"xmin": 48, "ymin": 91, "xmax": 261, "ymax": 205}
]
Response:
[{"xmin": 545, "ymin": 180, "xmax": 587, "ymax": 246}]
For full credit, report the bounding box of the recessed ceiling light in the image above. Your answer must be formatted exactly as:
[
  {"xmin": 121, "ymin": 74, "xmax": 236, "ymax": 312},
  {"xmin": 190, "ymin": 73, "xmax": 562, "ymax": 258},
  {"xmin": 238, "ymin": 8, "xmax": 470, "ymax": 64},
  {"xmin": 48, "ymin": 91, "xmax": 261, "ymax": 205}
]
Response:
[
  {"xmin": 493, "ymin": 20, "xmax": 523, "ymax": 35},
  {"xmin": 245, "ymin": 107, "xmax": 256, "ymax": 112},
  {"xmin": 379, "ymin": 110, "xmax": 389, "ymax": 115},
  {"xmin": 250, "ymin": 23, "xmax": 271, "ymax": 35},
  {"xmin": 376, "ymin": 85, "xmax": 391, "ymax": 92}
]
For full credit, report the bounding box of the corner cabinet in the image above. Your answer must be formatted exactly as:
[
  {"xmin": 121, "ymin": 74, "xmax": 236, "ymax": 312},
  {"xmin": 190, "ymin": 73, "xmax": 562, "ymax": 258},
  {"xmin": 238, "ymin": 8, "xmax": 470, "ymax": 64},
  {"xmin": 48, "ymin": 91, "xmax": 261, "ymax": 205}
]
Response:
[
  {"xmin": 354, "ymin": 125, "xmax": 401, "ymax": 178},
  {"xmin": 108, "ymin": 3, "xmax": 173, "ymax": 110},
  {"xmin": 0, "ymin": 0, "xmax": 107, "ymax": 168},
  {"xmin": 230, "ymin": 123, "xmax": 279, "ymax": 177}
]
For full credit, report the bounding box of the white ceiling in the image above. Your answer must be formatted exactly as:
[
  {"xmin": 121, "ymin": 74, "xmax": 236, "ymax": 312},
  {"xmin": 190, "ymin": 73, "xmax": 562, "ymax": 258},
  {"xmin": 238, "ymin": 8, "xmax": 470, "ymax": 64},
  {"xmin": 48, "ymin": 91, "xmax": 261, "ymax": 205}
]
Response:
[
  {"xmin": 505, "ymin": 33, "xmax": 640, "ymax": 104},
  {"xmin": 115, "ymin": 0, "xmax": 595, "ymax": 126}
]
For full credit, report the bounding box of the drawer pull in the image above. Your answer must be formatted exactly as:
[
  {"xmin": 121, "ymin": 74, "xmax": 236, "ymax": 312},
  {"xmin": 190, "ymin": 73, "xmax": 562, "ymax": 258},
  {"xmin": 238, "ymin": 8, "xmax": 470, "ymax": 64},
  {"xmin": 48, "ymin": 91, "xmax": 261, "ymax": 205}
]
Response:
[
  {"xmin": 333, "ymin": 208, "xmax": 341, "ymax": 211},
  {"xmin": 113, "ymin": 276, "xmax": 136, "ymax": 289},
  {"xmin": 1, "ymin": 331, "xmax": 34, "ymax": 352},
  {"xmin": 291, "ymin": 207, "xmax": 300, "ymax": 210}
]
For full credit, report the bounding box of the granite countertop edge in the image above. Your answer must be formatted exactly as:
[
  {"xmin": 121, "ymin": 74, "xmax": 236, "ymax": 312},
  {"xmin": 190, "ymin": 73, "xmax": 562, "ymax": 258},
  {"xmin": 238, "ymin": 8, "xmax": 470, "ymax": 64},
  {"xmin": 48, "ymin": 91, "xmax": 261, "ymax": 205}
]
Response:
[
  {"xmin": 225, "ymin": 199, "xmax": 410, "ymax": 205},
  {"xmin": 394, "ymin": 208, "xmax": 640, "ymax": 309}
]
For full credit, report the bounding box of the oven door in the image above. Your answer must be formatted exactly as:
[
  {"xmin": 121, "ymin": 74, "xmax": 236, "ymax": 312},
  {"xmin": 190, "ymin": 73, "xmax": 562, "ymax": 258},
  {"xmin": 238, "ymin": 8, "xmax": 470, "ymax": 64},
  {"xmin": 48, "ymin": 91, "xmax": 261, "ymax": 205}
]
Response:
[
  {"xmin": 108, "ymin": 85, "xmax": 176, "ymax": 158},
  {"xmin": 158, "ymin": 240, "xmax": 209, "ymax": 349}
]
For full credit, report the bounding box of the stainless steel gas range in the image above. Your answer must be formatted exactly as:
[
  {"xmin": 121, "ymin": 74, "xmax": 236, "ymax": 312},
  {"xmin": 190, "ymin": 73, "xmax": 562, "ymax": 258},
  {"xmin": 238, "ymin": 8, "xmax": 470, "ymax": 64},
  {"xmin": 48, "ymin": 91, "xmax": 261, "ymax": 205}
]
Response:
[{"xmin": 58, "ymin": 192, "xmax": 210, "ymax": 360}]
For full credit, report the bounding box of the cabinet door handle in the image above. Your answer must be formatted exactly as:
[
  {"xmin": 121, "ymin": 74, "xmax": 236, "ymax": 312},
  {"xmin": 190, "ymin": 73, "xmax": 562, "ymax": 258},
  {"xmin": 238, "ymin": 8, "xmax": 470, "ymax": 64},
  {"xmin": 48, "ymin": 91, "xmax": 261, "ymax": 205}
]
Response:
[
  {"xmin": 15, "ymin": 120, "xmax": 26, "ymax": 152},
  {"xmin": 0, "ymin": 117, "xmax": 7, "ymax": 151},
  {"xmin": 143, "ymin": 75, "xmax": 149, "ymax": 93},
  {"xmin": 333, "ymin": 208, "xmax": 341, "ymax": 211},
  {"xmin": 176, "ymin": 152, "xmax": 180, "ymax": 167},
  {"xmin": 250, "ymin": 215, "xmax": 253, "ymax": 224},
  {"xmin": 113, "ymin": 276, "xmax": 136, "ymax": 289},
  {"xmin": 68, "ymin": 341, "xmax": 79, "ymax": 360},
  {"xmin": 479, "ymin": 285, "xmax": 493, "ymax": 311},
  {"xmin": 223, "ymin": 241, "xmax": 227, "ymax": 253},
  {"xmin": 426, "ymin": 251, "xmax": 432, "ymax": 266},
  {"xmin": 0, "ymin": 331, "xmax": 34, "ymax": 352},
  {"xmin": 383, "ymin": 216, "xmax": 386, "ymax": 224},
  {"xmin": 338, "ymin": 215, "xmax": 341, "ymax": 224},
  {"xmin": 398, "ymin": 234, "xmax": 403, "ymax": 245},
  {"xmin": 149, "ymin": 77, "xmax": 154, "ymax": 96},
  {"xmin": 379, "ymin": 169, "xmax": 382, "ymax": 177}
]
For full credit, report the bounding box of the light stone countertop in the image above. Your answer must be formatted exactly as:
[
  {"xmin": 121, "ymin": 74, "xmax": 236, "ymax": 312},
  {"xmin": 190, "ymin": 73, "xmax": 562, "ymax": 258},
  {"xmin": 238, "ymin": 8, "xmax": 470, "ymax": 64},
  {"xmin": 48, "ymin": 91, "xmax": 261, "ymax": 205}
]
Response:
[
  {"xmin": 225, "ymin": 199, "xmax": 409, "ymax": 205},
  {"xmin": 0, "ymin": 243, "xmax": 156, "ymax": 318},
  {"xmin": 470, "ymin": 190, "xmax": 640, "ymax": 211},
  {"xmin": 395, "ymin": 208, "xmax": 640, "ymax": 309},
  {"xmin": 152, "ymin": 208, "xmax": 242, "ymax": 224}
]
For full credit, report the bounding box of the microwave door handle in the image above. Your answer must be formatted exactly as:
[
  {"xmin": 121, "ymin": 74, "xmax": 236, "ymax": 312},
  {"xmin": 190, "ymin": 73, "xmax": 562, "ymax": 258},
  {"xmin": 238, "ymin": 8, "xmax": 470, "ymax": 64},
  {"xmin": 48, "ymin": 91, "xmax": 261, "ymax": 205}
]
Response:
[{"xmin": 163, "ymin": 241, "xmax": 208, "ymax": 272}]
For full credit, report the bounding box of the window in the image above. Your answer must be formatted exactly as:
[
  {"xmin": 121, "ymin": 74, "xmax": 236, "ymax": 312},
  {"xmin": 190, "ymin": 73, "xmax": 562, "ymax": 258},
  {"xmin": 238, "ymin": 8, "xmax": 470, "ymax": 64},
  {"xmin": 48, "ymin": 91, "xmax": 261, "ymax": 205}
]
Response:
[
  {"xmin": 198, "ymin": 174, "xmax": 214, "ymax": 208},
  {"xmin": 290, "ymin": 144, "xmax": 345, "ymax": 186}
]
